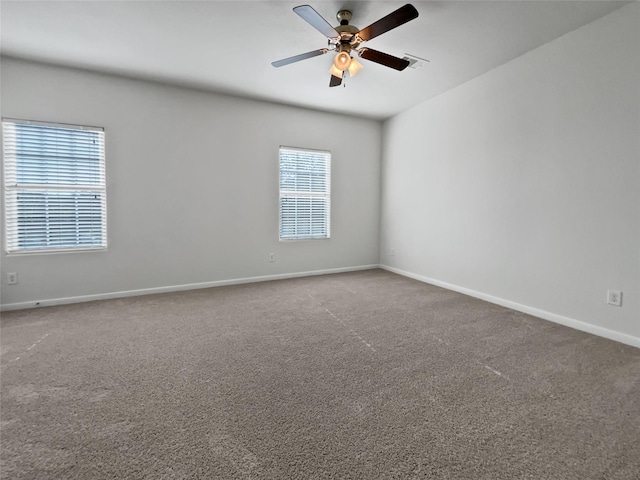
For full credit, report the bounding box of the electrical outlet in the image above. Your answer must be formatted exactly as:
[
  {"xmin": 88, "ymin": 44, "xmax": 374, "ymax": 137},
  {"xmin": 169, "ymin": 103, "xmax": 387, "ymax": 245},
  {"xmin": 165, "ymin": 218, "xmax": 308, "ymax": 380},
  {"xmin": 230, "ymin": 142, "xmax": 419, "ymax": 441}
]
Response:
[
  {"xmin": 7, "ymin": 272, "xmax": 18, "ymax": 285},
  {"xmin": 390, "ymin": 248, "xmax": 395, "ymax": 256},
  {"xmin": 269, "ymin": 253, "xmax": 276, "ymax": 262},
  {"xmin": 607, "ymin": 290, "xmax": 622, "ymax": 307}
]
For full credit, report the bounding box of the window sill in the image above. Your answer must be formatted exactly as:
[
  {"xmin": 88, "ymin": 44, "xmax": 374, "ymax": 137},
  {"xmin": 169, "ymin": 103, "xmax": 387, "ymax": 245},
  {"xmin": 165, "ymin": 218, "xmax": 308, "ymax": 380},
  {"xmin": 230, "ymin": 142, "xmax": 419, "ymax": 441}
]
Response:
[{"xmin": 5, "ymin": 247, "xmax": 108, "ymax": 256}]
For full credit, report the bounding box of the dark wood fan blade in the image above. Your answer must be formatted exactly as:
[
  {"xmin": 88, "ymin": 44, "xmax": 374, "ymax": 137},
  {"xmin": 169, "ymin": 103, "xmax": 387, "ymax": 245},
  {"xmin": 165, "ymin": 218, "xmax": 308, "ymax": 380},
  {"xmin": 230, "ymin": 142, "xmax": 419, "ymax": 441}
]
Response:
[
  {"xmin": 358, "ymin": 48, "xmax": 410, "ymax": 71},
  {"xmin": 293, "ymin": 5, "xmax": 339, "ymax": 39},
  {"xmin": 357, "ymin": 4, "xmax": 418, "ymax": 42},
  {"xmin": 271, "ymin": 48, "xmax": 328, "ymax": 67},
  {"xmin": 329, "ymin": 75, "xmax": 342, "ymax": 87}
]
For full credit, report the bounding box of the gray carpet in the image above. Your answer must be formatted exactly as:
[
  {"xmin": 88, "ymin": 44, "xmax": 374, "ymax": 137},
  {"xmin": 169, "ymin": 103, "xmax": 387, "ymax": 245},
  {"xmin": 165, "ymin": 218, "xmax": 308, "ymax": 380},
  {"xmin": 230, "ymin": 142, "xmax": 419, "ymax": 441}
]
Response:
[{"xmin": 1, "ymin": 269, "xmax": 639, "ymax": 479}]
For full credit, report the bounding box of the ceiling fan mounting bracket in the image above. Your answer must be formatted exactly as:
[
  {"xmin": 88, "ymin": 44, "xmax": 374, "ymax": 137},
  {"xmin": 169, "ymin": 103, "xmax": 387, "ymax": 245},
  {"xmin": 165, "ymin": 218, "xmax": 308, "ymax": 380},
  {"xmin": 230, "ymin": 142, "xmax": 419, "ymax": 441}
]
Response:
[{"xmin": 336, "ymin": 10, "xmax": 352, "ymax": 25}]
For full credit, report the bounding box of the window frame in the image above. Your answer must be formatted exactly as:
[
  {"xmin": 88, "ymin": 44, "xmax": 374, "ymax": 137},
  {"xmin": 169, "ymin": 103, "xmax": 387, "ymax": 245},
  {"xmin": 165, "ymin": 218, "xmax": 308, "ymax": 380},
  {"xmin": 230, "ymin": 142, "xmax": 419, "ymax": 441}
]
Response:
[
  {"xmin": 2, "ymin": 118, "xmax": 107, "ymax": 255},
  {"xmin": 278, "ymin": 146, "xmax": 331, "ymax": 241}
]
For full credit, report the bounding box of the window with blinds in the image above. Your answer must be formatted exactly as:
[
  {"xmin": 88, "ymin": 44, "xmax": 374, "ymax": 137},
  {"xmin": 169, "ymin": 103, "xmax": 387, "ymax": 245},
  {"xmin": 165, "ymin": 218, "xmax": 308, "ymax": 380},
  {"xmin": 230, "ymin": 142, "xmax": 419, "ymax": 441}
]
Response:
[
  {"xmin": 279, "ymin": 146, "xmax": 330, "ymax": 240},
  {"xmin": 2, "ymin": 119, "xmax": 107, "ymax": 254}
]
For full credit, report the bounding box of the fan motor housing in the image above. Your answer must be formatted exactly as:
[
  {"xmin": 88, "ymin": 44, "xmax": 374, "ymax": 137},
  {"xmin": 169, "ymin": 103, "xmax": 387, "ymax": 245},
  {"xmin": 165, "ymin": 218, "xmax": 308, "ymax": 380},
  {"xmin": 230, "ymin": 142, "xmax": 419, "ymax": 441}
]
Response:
[{"xmin": 336, "ymin": 24, "xmax": 359, "ymax": 34}]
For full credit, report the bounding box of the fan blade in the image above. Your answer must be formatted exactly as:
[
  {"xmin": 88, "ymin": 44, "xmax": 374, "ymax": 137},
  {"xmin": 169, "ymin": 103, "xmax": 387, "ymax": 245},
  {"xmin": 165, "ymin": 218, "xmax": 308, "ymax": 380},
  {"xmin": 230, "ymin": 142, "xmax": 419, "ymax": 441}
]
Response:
[
  {"xmin": 293, "ymin": 5, "xmax": 339, "ymax": 39},
  {"xmin": 358, "ymin": 48, "xmax": 410, "ymax": 71},
  {"xmin": 272, "ymin": 48, "xmax": 328, "ymax": 67},
  {"xmin": 357, "ymin": 4, "xmax": 419, "ymax": 42},
  {"xmin": 329, "ymin": 75, "xmax": 342, "ymax": 87}
]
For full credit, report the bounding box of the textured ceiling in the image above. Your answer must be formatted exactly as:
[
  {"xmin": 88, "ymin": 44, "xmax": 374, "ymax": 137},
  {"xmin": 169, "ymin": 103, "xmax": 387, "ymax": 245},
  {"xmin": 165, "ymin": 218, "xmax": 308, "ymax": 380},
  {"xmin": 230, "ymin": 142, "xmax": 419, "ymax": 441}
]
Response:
[{"xmin": 0, "ymin": 0, "xmax": 630, "ymax": 119}]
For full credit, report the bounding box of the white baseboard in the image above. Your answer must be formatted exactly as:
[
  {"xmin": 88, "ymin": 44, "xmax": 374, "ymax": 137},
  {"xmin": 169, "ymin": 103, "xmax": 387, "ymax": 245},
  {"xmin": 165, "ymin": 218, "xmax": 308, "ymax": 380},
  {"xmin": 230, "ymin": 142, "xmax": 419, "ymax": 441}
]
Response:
[
  {"xmin": 381, "ymin": 265, "xmax": 640, "ymax": 349},
  {"xmin": 0, "ymin": 264, "xmax": 379, "ymax": 312}
]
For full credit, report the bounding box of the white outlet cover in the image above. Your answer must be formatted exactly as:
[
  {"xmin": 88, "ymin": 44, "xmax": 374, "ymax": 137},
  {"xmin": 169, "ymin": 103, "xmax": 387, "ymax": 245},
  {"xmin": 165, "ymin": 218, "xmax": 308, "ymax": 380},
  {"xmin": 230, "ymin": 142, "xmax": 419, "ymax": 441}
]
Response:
[{"xmin": 607, "ymin": 290, "xmax": 622, "ymax": 306}]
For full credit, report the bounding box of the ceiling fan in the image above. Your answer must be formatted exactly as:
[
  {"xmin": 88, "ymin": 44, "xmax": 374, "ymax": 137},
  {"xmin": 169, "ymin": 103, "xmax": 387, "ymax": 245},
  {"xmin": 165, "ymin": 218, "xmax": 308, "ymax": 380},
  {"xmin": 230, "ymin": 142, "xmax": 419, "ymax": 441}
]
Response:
[{"xmin": 272, "ymin": 3, "xmax": 419, "ymax": 87}]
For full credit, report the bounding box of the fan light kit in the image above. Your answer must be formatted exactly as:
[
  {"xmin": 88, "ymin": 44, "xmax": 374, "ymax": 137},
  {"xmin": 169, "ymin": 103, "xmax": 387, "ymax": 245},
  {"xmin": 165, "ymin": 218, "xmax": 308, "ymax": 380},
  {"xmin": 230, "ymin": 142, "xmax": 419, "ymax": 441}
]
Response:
[{"xmin": 272, "ymin": 4, "xmax": 419, "ymax": 87}]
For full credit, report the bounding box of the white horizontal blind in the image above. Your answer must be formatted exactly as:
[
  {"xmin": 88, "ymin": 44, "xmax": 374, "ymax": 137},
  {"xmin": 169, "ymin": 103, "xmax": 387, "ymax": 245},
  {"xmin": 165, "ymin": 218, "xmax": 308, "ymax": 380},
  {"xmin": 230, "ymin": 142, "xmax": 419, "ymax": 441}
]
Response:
[
  {"xmin": 3, "ymin": 120, "xmax": 107, "ymax": 253},
  {"xmin": 279, "ymin": 147, "xmax": 330, "ymax": 240}
]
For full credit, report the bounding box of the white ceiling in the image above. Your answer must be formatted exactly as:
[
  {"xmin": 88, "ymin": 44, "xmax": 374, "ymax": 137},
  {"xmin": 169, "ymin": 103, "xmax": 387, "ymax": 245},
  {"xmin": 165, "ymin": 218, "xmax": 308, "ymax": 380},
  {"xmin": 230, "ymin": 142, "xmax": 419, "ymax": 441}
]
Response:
[{"xmin": 0, "ymin": 0, "xmax": 629, "ymax": 120}]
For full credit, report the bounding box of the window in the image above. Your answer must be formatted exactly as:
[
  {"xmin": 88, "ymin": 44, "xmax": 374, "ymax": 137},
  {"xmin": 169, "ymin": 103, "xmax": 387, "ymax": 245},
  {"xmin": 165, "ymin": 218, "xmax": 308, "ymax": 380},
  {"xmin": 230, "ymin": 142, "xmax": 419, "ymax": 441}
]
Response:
[
  {"xmin": 2, "ymin": 119, "xmax": 107, "ymax": 254},
  {"xmin": 279, "ymin": 146, "xmax": 330, "ymax": 240}
]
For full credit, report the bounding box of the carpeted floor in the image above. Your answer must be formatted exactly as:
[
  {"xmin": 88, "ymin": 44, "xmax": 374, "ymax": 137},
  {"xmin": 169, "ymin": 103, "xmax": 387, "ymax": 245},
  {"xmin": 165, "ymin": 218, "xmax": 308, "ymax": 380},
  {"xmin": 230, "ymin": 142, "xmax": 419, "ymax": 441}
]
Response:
[{"xmin": 1, "ymin": 269, "xmax": 639, "ymax": 479}]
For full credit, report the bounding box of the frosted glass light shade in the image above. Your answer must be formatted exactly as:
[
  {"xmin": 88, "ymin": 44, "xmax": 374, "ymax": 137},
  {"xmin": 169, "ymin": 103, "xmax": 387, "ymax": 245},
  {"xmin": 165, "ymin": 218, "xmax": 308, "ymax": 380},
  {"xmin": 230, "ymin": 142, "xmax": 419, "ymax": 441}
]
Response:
[
  {"xmin": 333, "ymin": 51, "xmax": 351, "ymax": 71},
  {"xmin": 329, "ymin": 64, "xmax": 343, "ymax": 78},
  {"xmin": 348, "ymin": 58, "xmax": 363, "ymax": 77}
]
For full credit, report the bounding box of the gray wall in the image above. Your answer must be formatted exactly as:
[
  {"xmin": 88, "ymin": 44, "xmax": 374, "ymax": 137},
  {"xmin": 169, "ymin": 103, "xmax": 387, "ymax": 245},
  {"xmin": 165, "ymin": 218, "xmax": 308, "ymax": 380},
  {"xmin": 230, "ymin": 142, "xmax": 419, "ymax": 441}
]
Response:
[
  {"xmin": 380, "ymin": 3, "xmax": 640, "ymax": 346},
  {"xmin": 0, "ymin": 58, "xmax": 382, "ymax": 307}
]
